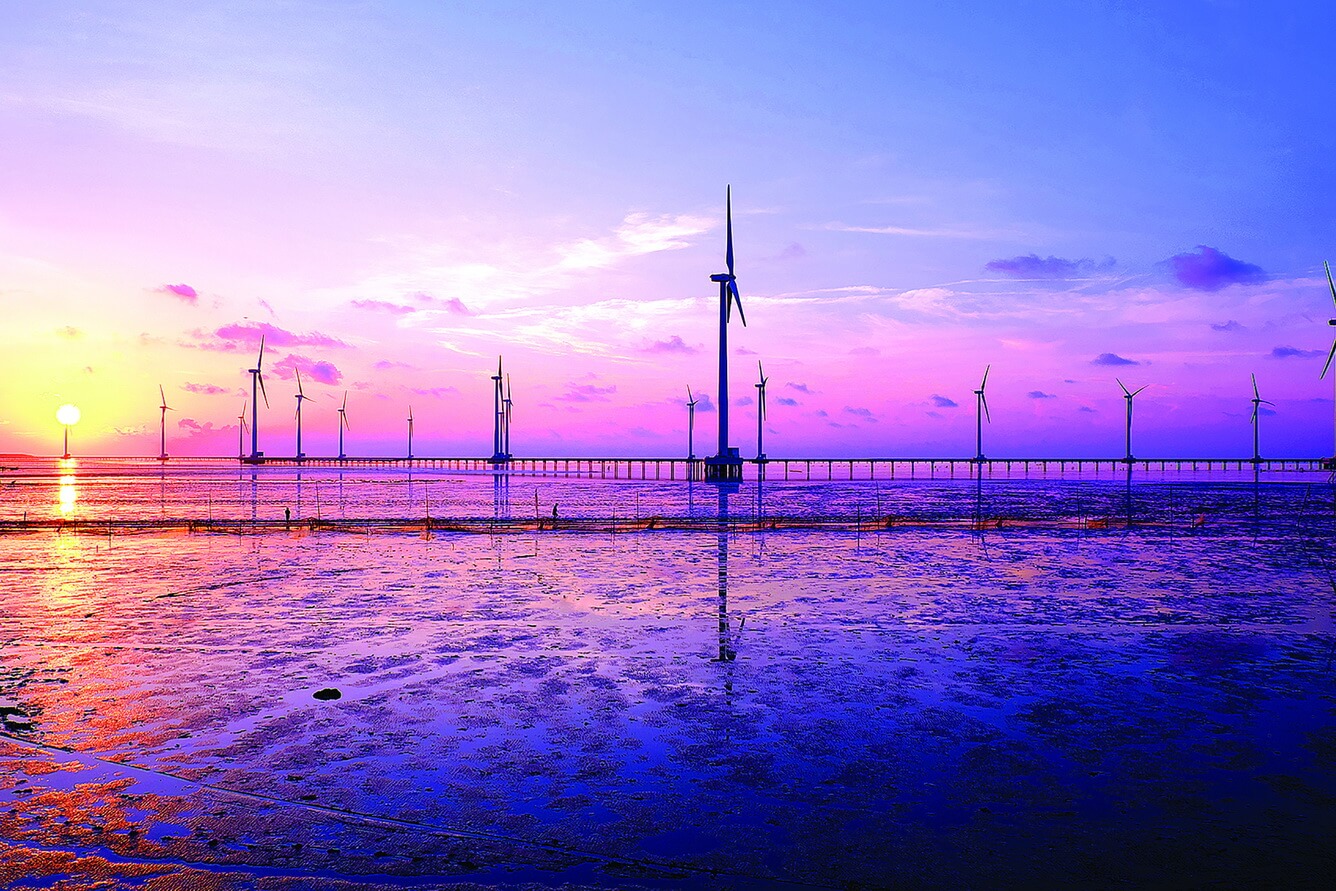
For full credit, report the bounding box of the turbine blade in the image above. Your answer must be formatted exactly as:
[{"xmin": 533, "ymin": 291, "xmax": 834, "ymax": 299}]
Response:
[
  {"xmin": 257, "ymin": 335, "xmax": 265, "ymax": 369},
  {"xmin": 981, "ymin": 364, "xmax": 990, "ymax": 390},
  {"xmin": 1327, "ymin": 260, "xmax": 1336, "ymax": 308},
  {"xmin": 726, "ymin": 185, "xmax": 734, "ymax": 277},
  {"xmin": 982, "ymin": 393, "xmax": 991, "ymax": 423},
  {"xmin": 687, "ymin": 384, "xmax": 693, "ymax": 404},
  {"xmin": 296, "ymin": 367, "xmax": 304, "ymax": 396},
  {"xmin": 342, "ymin": 390, "xmax": 348, "ymax": 411},
  {"xmin": 1262, "ymin": 399, "xmax": 1275, "ymax": 406},
  {"xmin": 1117, "ymin": 378, "xmax": 1129, "ymax": 396},
  {"xmin": 1252, "ymin": 372, "xmax": 1259, "ymax": 399},
  {"xmin": 159, "ymin": 384, "xmax": 166, "ymax": 404},
  {"xmin": 1322, "ymin": 341, "xmax": 1336, "ymax": 379},
  {"xmin": 1132, "ymin": 386, "xmax": 1148, "ymax": 397},
  {"xmin": 258, "ymin": 373, "xmax": 269, "ymax": 408},
  {"xmin": 1251, "ymin": 404, "xmax": 1258, "ymax": 423},
  {"xmin": 730, "ymin": 280, "xmax": 747, "ymax": 327}
]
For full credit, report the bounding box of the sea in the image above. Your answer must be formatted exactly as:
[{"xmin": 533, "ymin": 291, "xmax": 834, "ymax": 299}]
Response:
[{"xmin": 1, "ymin": 458, "xmax": 1334, "ymax": 888}]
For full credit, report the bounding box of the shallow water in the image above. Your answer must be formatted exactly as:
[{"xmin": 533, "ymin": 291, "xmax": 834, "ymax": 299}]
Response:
[{"xmin": 2, "ymin": 463, "xmax": 1335, "ymax": 888}]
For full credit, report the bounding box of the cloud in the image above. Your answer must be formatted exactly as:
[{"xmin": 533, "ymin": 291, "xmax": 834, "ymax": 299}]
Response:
[
  {"xmin": 1168, "ymin": 246, "xmax": 1266, "ymax": 291},
  {"xmin": 786, "ymin": 382, "xmax": 815, "ymax": 394},
  {"xmin": 1027, "ymin": 390, "xmax": 1057, "ymax": 399},
  {"xmin": 1271, "ymin": 345, "xmax": 1323, "ymax": 359},
  {"xmin": 1092, "ymin": 352, "xmax": 1139, "ymax": 366},
  {"xmin": 735, "ymin": 346, "xmax": 759, "ymax": 356},
  {"xmin": 1078, "ymin": 406, "xmax": 1097, "ymax": 413},
  {"xmin": 555, "ymin": 382, "xmax": 617, "ymax": 402},
  {"xmin": 930, "ymin": 394, "xmax": 958, "ymax": 408},
  {"xmin": 189, "ymin": 321, "xmax": 347, "ymax": 351},
  {"xmin": 157, "ymin": 283, "xmax": 198, "ymax": 304},
  {"xmin": 849, "ymin": 346, "xmax": 879, "ymax": 356},
  {"xmin": 641, "ymin": 335, "xmax": 698, "ymax": 355},
  {"xmin": 777, "ymin": 397, "xmax": 799, "ymax": 406},
  {"xmin": 984, "ymin": 254, "xmax": 1113, "ymax": 279},
  {"xmin": 57, "ymin": 326, "xmax": 82, "ymax": 338},
  {"xmin": 409, "ymin": 386, "xmax": 458, "ymax": 398},
  {"xmin": 182, "ymin": 382, "xmax": 230, "ymax": 395},
  {"xmin": 374, "ymin": 359, "xmax": 414, "ymax": 370},
  {"xmin": 415, "ymin": 293, "xmax": 473, "ymax": 315},
  {"xmin": 774, "ymin": 242, "xmax": 807, "ymax": 261},
  {"xmin": 1211, "ymin": 320, "xmax": 1244, "ymax": 332},
  {"xmin": 351, "ymin": 299, "xmax": 417, "ymax": 315},
  {"xmin": 272, "ymin": 353, "xmax": 343, "ymax": 385},
  {"xmin": 176, "ymin": 418, "xmax": 222, "ymax": 435},
  {"xmin": 557, "ymin": 212, "xmax": 712, "ymax": 271},
  {"xmin": 694, "ymin": 393, "xmax": 717, "ymax": 413},
  {"xmin": 844, "ymin": 406, "xmax": 877, "ymax": 422}
]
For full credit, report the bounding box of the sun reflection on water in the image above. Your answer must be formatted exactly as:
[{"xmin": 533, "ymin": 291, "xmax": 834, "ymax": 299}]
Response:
[{"xmin": 58, "ymin": 474, "xmax": 77, "ymax": 515}]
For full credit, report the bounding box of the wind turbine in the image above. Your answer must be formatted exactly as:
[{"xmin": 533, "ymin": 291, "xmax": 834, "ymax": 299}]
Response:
[
  {"xmin": 706, "ymin": 185, "xmax": 747, "ymax": 481},
  {"xmin": 293, "ymin": 368, "xmax": 311, "ymax": 460},
  {"xmin": 157, "ymin": 384, "xmax": 173, "ymax": 461},
  {"xmin": 686, "ymin": 386, "xmax": 698, "ymax": 461},
  {"xmin": 503, "ymin": 373, "xmax": 513, "ymax": 458},
  {"xmin": 1117, "ymin": 378, "xmax": 1147, "ymax": 462},
  {"xmin": 337, "ymin": 391, "xmax": 349, "ymax": 460},
  {"xmin": 973, "ymin": 365, "xmax": 991, "ymax": 462},
  {"xmin": 236, "ymin": 400, "xmax": 249, "ymax": 460},
  {"xmin": 1321, "ymin": 261, "xmax": 1336, "ymax": 459},
  {"xmin": 1250, "ymin": 374, "xmax": 1274, "ymax": 463},
  {"xmin": 406, "ymin": 405, "xmax": 414, "ymax": 459},
  {"xmin": 754, "ymin": 361, "xmax": 768, "ymax": 462},
  {"xmin": 491, "ymin": 356, "xmax": 506, "ymax": 463},
  {"xmin": 247, "ymin": 337, "xmax": 268, "ymax": 461}
]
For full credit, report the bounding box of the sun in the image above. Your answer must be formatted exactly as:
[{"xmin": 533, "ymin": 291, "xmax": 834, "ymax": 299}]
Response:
[{"xmin": 56, "ymin": 404, "xmax": 81, "ymax": 426}]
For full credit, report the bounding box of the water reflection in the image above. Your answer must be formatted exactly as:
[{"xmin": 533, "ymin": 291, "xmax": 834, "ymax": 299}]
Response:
[
  {"xmin": 57, "ymin": 474, "xmax": 77, "ymax": 516},
  {"xmin": 714, "ymin": 484, "xmax": 737, "ymax": 664}
]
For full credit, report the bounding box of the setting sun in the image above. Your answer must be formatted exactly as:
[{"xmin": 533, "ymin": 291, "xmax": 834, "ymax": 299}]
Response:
[{"xmin": 56, "ymin": 404, "xmax": 81, "ymax": 426}]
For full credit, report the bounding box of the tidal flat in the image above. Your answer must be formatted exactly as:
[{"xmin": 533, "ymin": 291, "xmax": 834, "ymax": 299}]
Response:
[{"xmin": 1, "ymin": 466, "xmax": 1335, "ymax": 888}]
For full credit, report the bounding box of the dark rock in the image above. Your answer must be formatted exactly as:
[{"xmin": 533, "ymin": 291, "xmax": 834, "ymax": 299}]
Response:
[{"xmin": 313, "ymin": 688, "xmax": 342, "ymax": 701}]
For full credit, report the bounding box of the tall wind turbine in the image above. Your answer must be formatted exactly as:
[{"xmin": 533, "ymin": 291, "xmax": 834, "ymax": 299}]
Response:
[
  {"xmin": 503, "ymin": 373, "xmax": 513, "ymax": 458},
  {"xmin": 337, "ymin": 391, "xmax": 349, "ymax": 460},
  {"xmin": 406, "ymin": 405, "xmax": 414, "ymax": 459},
  {"xmin": 1250, "ymin": 374, "xmax": 1274, "ymax": 463},
  {"xmin": 1321, "ymin": 261, "xmax": 1336, "ymax": 458},
  {"xmin": 973, "ymin": 365, "xmax": 991, "ymax": 462},
  {"xmin": 236, "ymin": 400, "xmax": 249, "ymax": 460},
  {"xmin": 247, "ymin": 337, "xmax": 268, "ymax": 461},
  {"xmin": 157, "ymin": 384, "xmax": 173, "ymax": 461},
  {"xmin": 754, "ymin": 361, "xmax": 768, "ymax": 462},
  {"xmin": 491, "ymin": 356, "xmax": 505, "ymax": 463},
  {"xmin": 686, "ymin": 386, "xmax": 698, "ymax": 461},
  {"xmin": 1117, "ymin": 378, "xmax": 1147, "ymax": 462},
  {"xmin": 706, "ymin": 185, "xmax": 747, "ymax": 481},
  {"xmin": 293, "ymin": 368, "xmax": 311, "ymax": 460}
]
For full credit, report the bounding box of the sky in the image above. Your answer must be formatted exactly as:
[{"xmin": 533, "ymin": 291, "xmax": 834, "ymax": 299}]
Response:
[{"xmin": 3, "ymin": 0, "xmax": 1336, "ymax": 459}]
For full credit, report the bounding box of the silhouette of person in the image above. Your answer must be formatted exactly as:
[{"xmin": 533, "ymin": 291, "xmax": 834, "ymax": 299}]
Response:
[
  {"xmin": 284, "ymin": 506, "xmax": 291, "ymax": 529},
  {"xmin": 552, "ymin": 504, "xmax": 558, "ymax": 519}
]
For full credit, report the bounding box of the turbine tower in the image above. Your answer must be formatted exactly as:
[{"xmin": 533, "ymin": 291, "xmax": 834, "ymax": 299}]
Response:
[
  {"xmin": 337, "ymin": 392, "xmax": 349, "ymax": 460},
  {"xmin": 1117, "ymin": 378, "xmax": 1147, "ymax": 462},
  {"xmin": 973, "ymin": 365, "xmax": 991, "ymax": 462},
  {"xmin": 491, "ymin": 356, "xmax": 506, "ymax": 463},
  {"xmin": 236, "ymin": 400, "xmax": 249, "ymax": 460},
  {"xmin": 686, "ymin": 386, "xmax": 698, "ymax": 461},
  {"xmin": 1321, "ymin": 261, "xmax": 1336, "ymax": 459},
  {"xmin": 246, "ymin": 337, "xmax": 268, "ymax": 462},
  {"xmin": 754, "ymin": 361, "xmax": 768, "ymax": 462},
  {"xmin": 706, "ymin": 185, "xmax": 747, "ymax": 482},
  {"xmin": 293, "ymin": 368, "xmax": 311, "ymax": 460},
  {"xmin": 406, "ymin": 405, "xmax": 414, "ymax": 459},
  {"xmin": 1250, "ymin": 373, "xmax": 1274, "ymax": 463},
  {"xmin": 157, "ymin": 384, "xmax": 173, "ymax": 461}
]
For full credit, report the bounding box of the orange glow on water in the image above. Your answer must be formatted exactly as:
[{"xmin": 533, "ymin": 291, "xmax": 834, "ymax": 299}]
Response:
[{"xmin": 58, "ymin": 474, "xmax": 77, "ymax": 515}]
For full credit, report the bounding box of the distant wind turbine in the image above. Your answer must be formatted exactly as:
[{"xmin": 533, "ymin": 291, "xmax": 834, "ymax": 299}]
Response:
[
  {"xmin": 973, "ymin": 365, "xmax": 991, "ymax": 462},
  {"xmin": 754, "ymin": 361, "xmax": 768, "ymax": 462},
  {"xmin": 293, "ymin": 368, "xmax": 311, "ymax": 460},
  {"xmin": 247, "ymin": 337, "xmax": 268, "ymax": 461},
  {"xmin": 1117, "ymin": 378, "xmax": 1147, "ymax": 462},
  {"xmin": 503, "ymin": 373, "xmax": 513, "ymax": 458},
  {"xmin": 157, "ymin": 384, "xmax": 173, "ymax": 461},
  {"xmin": 1321, "ymin": 261, "xmax": 1336, "ymax": 459},
  {"xmin": 686, "ymin": 386, "xmax": 698, "ymax": 461},
  {"xmin": 491, "ymin": 356, "xmax": 506, "ymax": 463},
  {"xmin": 337, "ymin": 391, "xmax": 349, "ymax": 460},
  {"xmin": 236, "ymin": 399, "xmax": 249, "ymax": 460},
  {"xmin": 706, "ymin": 185, "xmax": 747, "ymax": 481},
  {"xmin": 1250, "ymin": 374, "xmax": 1274, "ymax": 463},
  {"xmin": 406, "ymin": 405, "xmax": 414, "ymax": 459}
]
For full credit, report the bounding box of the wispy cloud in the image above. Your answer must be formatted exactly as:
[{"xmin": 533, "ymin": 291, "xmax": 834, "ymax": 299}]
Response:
[
  {"xmin": 640, "ymin": 335, "xmax": 698, "ymax": 355},
  {"xmin": 409, "ymin": 386, "xmax": 458, "ymax": 398},
  {"xmin": 1167, "ymin": 246, "xmax": 1266, "ymax": 291},
  {"xmin": 1211, "ymin": 320, "xmax": 1244, "ymax": 332},
  {"xmin": 930, "ymin": 394, "xmax": 958, "ymax": 408},
  {"xmin": 157, "ymin": 283, "xmax": 198, "ymax": 304},
  {"xmin": 777, "ymin": 396, "xmax": 799, "ymax": 406},
  {"xmin": 557, "ymin": 212, "xmax": 712, "ymax": 271},
  {"xmin": 187, "ymin": 321, "xmax": 347, "ymax": 351},
  {"xmin": 57, "ymin": 326, "xmax": 82, "ymax": 338},
  {"xmin": 1092, "ymin": 352, "xmax": 1139, "ymax": 366},
  {"xmin": 272, "ymin": 353, "xmax": 343, "ymax": 384},
  {"xmin": 555, "ymin": 382, "xmax": 617, "ymax": 402},
  {"xmin": 182, "ymin": 382, "xmax": 230, "ymax": 395},
  {"xmin": 1271, "ymin": 345, "xmax": 1323, "ymax": 359},
  {"xmin": 1027, "ymin": 390, "xmax": 1056, "ymax": 399},
  {"xmin": 984, "ymin": 254, "xmax": 1114, "ymax": 279},
  {"xmin": 844, "ymin": 406, "xmax": 877, "ymax": 421}
]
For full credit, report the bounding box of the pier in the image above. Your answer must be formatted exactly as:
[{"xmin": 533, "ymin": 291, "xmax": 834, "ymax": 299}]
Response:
[{"xmin": 235, "ymin": 455, "xmax": 1333, "ymax": 478}]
